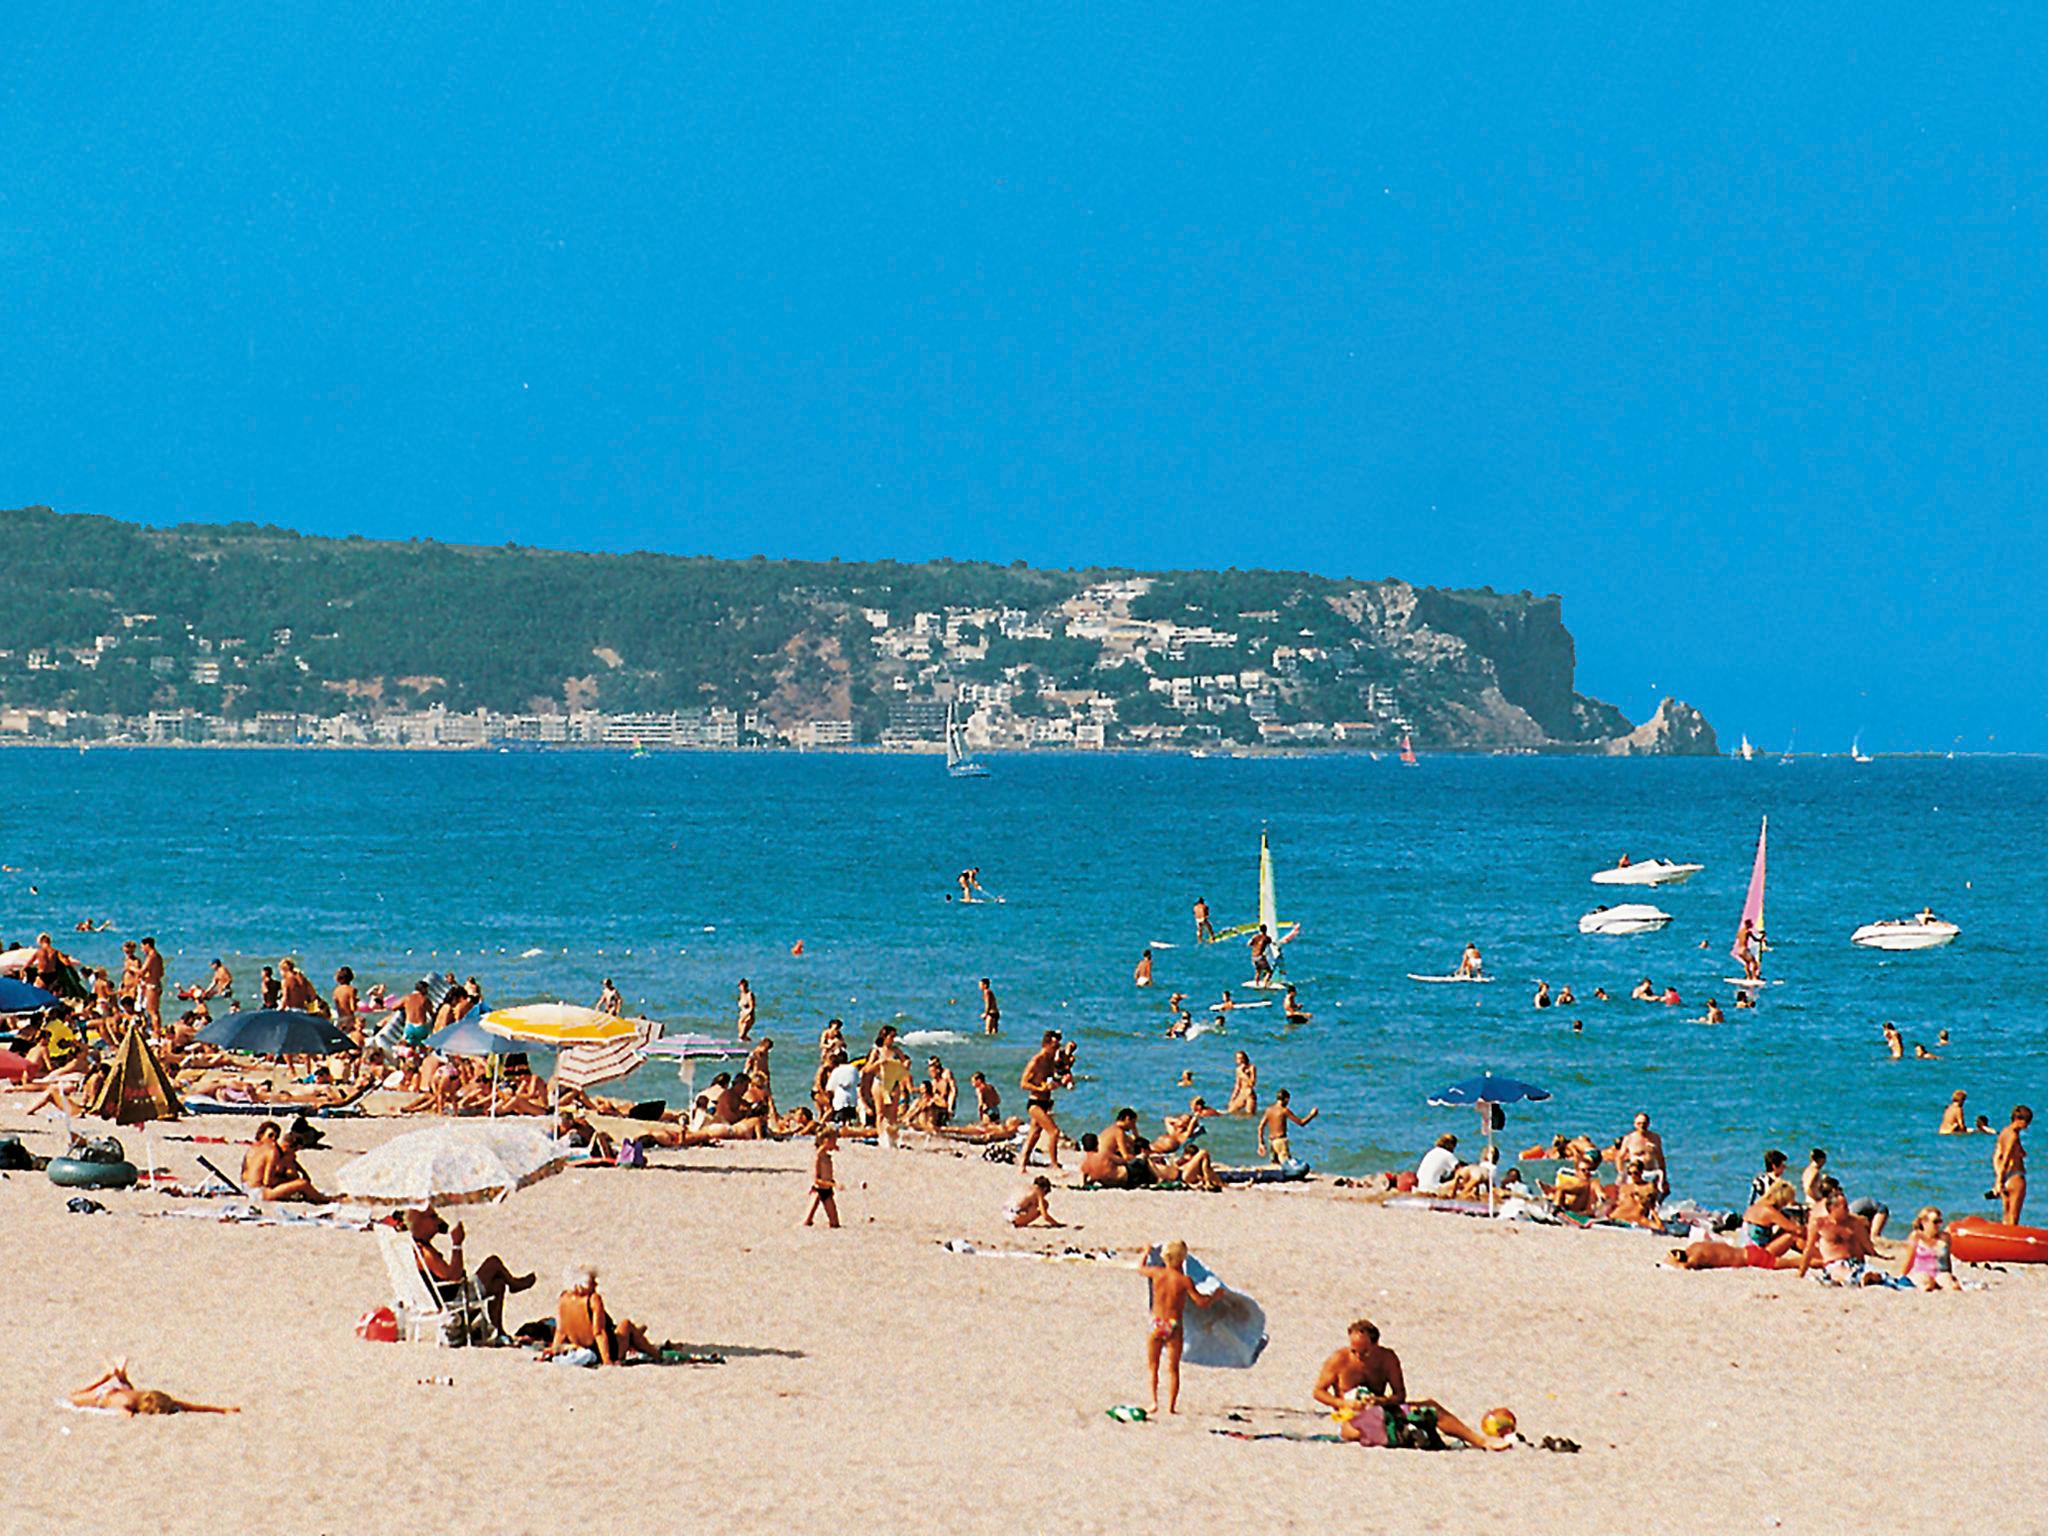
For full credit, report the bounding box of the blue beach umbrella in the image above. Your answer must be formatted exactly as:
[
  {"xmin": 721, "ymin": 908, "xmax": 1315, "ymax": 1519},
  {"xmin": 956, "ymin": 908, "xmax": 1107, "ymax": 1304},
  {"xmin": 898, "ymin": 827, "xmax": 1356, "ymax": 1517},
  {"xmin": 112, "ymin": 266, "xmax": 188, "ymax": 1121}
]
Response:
[
  {"xmin": 0, "ymin": 977, "xmax": 59, "ymax": 1015},
  {"xmin": 426, "ymin": 1016, "xmax": 556, "ymax": 1061},
  {"xmin": 197, "ymin": 1008, "xmax": 354, "ymax": 1057},
  {"xmin": 1427, "ymin": 1072, "xmax": 1553, "ymax": 1215}
]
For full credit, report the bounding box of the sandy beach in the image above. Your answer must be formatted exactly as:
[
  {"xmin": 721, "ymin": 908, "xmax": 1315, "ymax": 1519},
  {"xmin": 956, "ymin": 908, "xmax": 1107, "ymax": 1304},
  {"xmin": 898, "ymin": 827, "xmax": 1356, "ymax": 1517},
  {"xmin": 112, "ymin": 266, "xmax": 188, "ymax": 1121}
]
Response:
[{"xmin": 4, "ymin": 1105, "xmax": 2042, "ymax": 1536}]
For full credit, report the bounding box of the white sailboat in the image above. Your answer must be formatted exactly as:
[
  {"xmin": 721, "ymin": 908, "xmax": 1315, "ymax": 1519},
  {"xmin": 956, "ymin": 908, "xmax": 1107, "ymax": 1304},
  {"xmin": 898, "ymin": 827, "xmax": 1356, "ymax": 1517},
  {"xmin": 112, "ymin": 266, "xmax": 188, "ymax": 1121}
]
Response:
[
  {"xmin": 1738, "ymin": 734, "xmax": 1755, "ymax": 762},
  {"xmin": 1851, "ymin": 733, "xmax": 1873, "ymax": 764},
  {"xmin": 944, "ymin": 702, "xmax": 988, "ymax": 779}
]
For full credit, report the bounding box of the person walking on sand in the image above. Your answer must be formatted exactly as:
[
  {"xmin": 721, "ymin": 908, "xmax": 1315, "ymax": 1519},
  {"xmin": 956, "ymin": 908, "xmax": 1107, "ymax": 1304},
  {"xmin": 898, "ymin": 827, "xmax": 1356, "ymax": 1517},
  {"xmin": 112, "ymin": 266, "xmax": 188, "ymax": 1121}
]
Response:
[
  {"xmin": 1226, "ymin": 1051, "xmax": 1258, "ymax": 1117},
  {"xmin": 735, "ymin": 978, "xmax": 756, "ymax": 1041},
  {"xmin": 1996, "ymin": 1105, "xmax": 2032, "ymax": 1224},
  {"xmin": 1258, "ymin": 1088, "xmax": 1318, "ymax": 1164},
  {"xmin": 1312, "ymin": 1318, "xmax": 1511, "ymax": 1451},
  {"xmin": 1019, "ymin": 1030, "xmax": 1065, "ymax": 1170},
  {"xmin": 802, "ymin": 1126, "xmax": 840, "ymax": 1228},
  {"xmin": 1140, "ymin": 1240, "xmax": 1216, "ymax": 1415},
  {"xmin": 979, "ymin": 977, "xmax": 1000, "ymax": 1036}
]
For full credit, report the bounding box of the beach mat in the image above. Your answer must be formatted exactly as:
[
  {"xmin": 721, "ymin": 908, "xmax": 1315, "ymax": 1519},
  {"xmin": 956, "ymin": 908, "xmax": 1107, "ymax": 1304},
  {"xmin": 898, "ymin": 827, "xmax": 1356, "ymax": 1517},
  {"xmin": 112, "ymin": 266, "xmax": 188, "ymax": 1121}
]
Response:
[{"xmin": 1142, "ymin": 1246, "xmax": 1268, "ymax": 1368}]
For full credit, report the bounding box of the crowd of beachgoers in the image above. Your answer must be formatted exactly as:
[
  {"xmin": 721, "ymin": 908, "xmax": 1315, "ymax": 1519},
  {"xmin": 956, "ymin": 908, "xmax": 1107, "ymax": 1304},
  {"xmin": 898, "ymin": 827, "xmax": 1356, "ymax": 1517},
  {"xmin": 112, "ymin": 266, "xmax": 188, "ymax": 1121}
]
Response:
[{"xmin": 1, "ymin": 909, "xmax": 2034, "ymax": 1438}]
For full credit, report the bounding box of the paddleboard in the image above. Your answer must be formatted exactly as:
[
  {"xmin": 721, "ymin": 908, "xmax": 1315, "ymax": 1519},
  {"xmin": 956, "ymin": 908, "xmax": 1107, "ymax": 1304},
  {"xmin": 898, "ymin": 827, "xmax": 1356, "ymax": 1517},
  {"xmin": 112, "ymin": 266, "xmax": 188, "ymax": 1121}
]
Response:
[
  {"xmin": 1408, "ymin": 974, "xmax": 1494, "ymax": 984},
  {"xmin": 1721, "ymin": 977, "xmax": 1782, "ymax": 988},
  {"xmin": 1141, "ymin": 1247, "xmax": 1268, "ymax": 1368},
  {"xmin": 1211, "ymin": 1000, "xmax": 1273, "ymax": 1012},
  {"xmin": 1243, "ymin": 978, "xmax": 1287, "ymax": 991},
  {"xmin": 1148, "ymin": 941, "xmax": 1181, "ymax": 950}
]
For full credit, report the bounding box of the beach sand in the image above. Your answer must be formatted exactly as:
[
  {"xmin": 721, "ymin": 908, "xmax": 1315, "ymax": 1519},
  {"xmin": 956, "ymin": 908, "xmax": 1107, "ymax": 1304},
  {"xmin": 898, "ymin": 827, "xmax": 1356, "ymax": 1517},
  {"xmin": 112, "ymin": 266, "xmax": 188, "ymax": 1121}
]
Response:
[{"xmin": 3, "ymin": 1107, "xmax": 2041, "ymax": 1534}]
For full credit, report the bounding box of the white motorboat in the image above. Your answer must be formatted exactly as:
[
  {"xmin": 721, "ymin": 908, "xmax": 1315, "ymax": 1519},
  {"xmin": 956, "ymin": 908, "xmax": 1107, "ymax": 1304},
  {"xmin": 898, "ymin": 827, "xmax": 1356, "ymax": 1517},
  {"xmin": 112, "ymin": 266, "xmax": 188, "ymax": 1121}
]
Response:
[
  {"xmin": 1590, "ymin": 858, "xmax": 1703, "ymax": 887},
  {"xmin": 1579, "ymin": 903, "xmax": 1674, "ymax": 936},
  {"xmin": 1851, "ymin": 916, "xmax": 1959, "ymax": 951}
]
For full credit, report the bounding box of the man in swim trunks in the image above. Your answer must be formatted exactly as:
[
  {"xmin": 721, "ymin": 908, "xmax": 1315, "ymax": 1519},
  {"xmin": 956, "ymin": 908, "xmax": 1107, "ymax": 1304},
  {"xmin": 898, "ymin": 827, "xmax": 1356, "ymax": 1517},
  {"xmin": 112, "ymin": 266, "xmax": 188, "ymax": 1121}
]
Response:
[
  {"xmin": 1249, "ymin": 925, "xmax": 1274, "ymax": 984},
  {"xmin": 1311, "ymin": 1318, "xmax": 1509, "ymax": 1450},
  {"xmin": 137, "ymin": 935, "xmax": 165, "ymax": 1031},
  {"xmin": 1620, "ymin": 1112, "xmax": 1668, "ymax": 1192},
  {"xmin": 1257, "ymin": 1088, "xmax": 1318, "ymax": 1164},
  {"xmin": 979, "ymin": 977, "xmax": 999, "ymax": 1036},
  {"xmin": 1798, "ymin": 1181, "xmax": 1883, "ymax": 1285},
  {"xmin": 1133, "ymin": 949, "xmax": 1153, "ymax": 988},
  {"xmin": 925, "ymin": 1055, "xmax": 957, "ymax": 1124},
  {"xmin": 1018, "ymin": 1032, "xmax": 1064, "ymax": 1170},
  {"xmin": 405, "ymin": 1206, "xmax": 535, "ymax": 1333},
  {"xmin": 1456, "ymin": 943, "xmax": 1483, "ymax": 980},
  {"xmin": 735, "ymin": 978, "xmax": 756, "ymax": 1041},
  {"xmin": 969, "ymin": 1071, "xmax": 1000, "ymax": 1125},
  {"xmin": 802, "ymin": 1126, "xmax": 840, "ymax": 1228},
  {"xmin": 1193, "ymin": 898, "xmax": 1214, "ymax": 944},
  {"xmin": 1996, "ymin": 1105, "xmax": 2031, "ymax": 1223},
  {"xmin": 1140, "ymin": 1240, "xmax": 1215, "ymax": 1415}
]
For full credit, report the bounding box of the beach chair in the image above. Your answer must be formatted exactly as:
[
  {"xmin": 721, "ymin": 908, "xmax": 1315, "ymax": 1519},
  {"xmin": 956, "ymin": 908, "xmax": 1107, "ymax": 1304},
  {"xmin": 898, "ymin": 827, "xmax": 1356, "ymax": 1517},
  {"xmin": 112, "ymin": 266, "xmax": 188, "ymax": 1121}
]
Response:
[{"xmin": 373, "ymin": 1227, "xmax": 484, "ymax": 1346}]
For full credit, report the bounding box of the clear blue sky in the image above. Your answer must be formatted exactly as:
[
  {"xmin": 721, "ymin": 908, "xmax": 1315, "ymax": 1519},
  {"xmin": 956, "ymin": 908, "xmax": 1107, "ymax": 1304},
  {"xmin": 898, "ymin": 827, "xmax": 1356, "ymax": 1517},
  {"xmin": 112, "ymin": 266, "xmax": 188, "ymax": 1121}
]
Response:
[{"xmin": 3, "ymin": 6, "xmax": 2042, "ymax": 748}]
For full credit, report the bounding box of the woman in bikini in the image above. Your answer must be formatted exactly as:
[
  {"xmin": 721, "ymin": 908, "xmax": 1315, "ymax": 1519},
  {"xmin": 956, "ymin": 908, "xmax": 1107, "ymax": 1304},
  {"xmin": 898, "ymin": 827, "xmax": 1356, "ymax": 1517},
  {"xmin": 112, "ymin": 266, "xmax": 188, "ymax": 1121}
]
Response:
[
  {"xmin": 71, "ymin": 1358, "xmax": 238, "ymax": 1416},
  {"xmin": 541, "ymin": 1263, "xmax": 663, "ymax": 1364},
  {"xmin": 1226, "ymin": 1052, "xmax": 1258, "ymax": 1117}
]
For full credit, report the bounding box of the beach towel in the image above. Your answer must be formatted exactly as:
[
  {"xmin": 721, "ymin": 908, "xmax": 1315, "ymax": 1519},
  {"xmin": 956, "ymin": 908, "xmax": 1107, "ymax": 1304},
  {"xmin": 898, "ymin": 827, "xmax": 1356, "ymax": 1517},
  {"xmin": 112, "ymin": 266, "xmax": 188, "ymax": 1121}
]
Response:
[{"xmin": 1141, "ymin": 1246, "xmax": 1268, "ymax": 1368}]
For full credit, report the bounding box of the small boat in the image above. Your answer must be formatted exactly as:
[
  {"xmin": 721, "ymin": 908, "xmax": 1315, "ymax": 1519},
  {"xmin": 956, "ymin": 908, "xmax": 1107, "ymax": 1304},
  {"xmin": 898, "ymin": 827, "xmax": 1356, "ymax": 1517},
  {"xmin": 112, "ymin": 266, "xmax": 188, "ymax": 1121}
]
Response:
[
  {"xmin": 1399, "ymin": 734, "xmax": 1418, "ymax": 768},
  {"xmin": 1851, "ymin": 915, "xmax": 1960, "ymax": 951},
  {"xmin": 1738, "ymin": 735, "xmax": 1755, "ymax": 762},
  {"xmin": 1851, "ymin": 733, "xmax": 1873, "ymax": 764},
  {"xmin": 1591, "ymin": 858, "xmax": 1704, "ymax": 887},
  {"xmin": 945, "ymin": 702, "xmax": 989, "ymax": 779},
  {"xmin": 1578, "ymin": 903, "xmax": 1673, "ymax": 936},
  {"xmin": 1951, "ymin": 1217, "xmax": 2048, "ymax": 1265}
]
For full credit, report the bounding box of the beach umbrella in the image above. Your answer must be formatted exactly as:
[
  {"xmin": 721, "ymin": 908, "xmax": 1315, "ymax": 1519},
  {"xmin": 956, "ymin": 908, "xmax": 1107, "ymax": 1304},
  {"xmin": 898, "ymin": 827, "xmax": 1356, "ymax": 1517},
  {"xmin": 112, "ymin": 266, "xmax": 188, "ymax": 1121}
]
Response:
[
  {"xmin": 0, "ymin": 977, "xmax": 59, "ymax": 1015},
  {"xmin": 332, "ymin": 1123, "xmax": 566, "ymax": 1206},
  {"xmin": 479, "ymin": 1003, "xmax": 636, "ymax": 1046},
  {"xmin": 90, "ymin": 1024, "xmax": 184, "ymax": 1126},
  {"xmin": 1426, "ymin": 1072, "xmax": 1553, "ymax": 1216},
  {"xmin": 0, "ymin": 947, "xmax": 32, "ymax": 975},
  {"xmin": 196, "ymin": 1008, "xmax": 354, "ymax": 1057},
  {"xmin": 425, "ymin": 1016, "xmax": 556, "ymax": 1061}
]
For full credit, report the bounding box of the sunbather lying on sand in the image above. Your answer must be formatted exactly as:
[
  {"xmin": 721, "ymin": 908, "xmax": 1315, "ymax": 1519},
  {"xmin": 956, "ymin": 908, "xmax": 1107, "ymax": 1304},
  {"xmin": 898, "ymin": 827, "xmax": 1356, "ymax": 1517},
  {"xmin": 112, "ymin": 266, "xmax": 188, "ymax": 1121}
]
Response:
[{"xmin": 71, "ymin": 1359, "xmax": 238, "ymax": 1416}]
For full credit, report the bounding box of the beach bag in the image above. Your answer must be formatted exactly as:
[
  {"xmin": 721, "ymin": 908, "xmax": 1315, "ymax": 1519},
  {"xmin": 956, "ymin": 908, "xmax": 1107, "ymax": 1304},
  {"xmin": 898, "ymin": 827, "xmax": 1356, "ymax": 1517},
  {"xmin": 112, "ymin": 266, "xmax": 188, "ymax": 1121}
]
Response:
[
  {"xmin": 615, "ymin": 1137, "xmax": 647, "ymax": 1169},
  {"xmin": 355, "ymin": 1306, "xmax": 400, "ymax": 1344},
  {"xmin": 1388, "ymin": 1404, "xmax": 1444, "ymax": 1451}
]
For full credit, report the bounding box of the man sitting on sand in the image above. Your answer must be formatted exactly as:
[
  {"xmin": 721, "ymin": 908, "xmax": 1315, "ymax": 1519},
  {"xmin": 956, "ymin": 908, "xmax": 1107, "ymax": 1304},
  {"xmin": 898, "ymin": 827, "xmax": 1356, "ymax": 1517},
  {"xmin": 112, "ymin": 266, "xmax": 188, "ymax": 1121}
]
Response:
[
  {"xmin": 1611, "ymin": 1160, "xmax": 1662, "ymax": 1228},
  {"xmin": 1312, "ymin": 1318, "xmax": 1510, "ymax": 1451},
  {"xmin": 1544, "ymin": 1148, "xmax": 1600, "ymax": 1214},
  {"xmin": 539, "ymin": 1262, "xmax": 665, "ymax": 1365},
  {"xmin": 1797, "ymin": 1180, "xmax": 1884, "ymax": 1286},
  {"xmin": 241, "ymin": 1120, "xmax": 329, "ymax": 1203},
  {"xmin": 1139, "ymin": 1240, "xmax": 1216, "ymax": 1415}
]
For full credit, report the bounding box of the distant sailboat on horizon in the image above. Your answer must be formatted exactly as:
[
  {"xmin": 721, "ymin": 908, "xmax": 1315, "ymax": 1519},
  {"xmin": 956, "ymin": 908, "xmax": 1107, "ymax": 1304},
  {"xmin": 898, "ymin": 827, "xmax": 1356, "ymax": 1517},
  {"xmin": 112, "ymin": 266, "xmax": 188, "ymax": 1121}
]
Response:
[
  {"xmin": 1851, "ymin": 733, "xmax": 1873, "ymax": 764},
  {"xmin": 1399, "ymin": 734, "xmax": 1418, "ymax": 767},
  {"xmin": 945, "ymin": 701, "xmax": 988, "ymax": 779},
  {"xmin": 1738, "ymin": 734, "xmax": 1755, "ymax": 762}
]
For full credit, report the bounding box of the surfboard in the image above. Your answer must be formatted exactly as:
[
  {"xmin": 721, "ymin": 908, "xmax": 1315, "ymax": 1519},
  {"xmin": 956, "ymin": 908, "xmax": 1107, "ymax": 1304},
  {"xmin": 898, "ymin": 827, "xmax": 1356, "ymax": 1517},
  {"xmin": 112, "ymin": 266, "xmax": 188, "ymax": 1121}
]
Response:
[
  {"xmin": 1408, "ymin": 974, "xmax": 1494, "ymax": 984},
  {"xmin": 1721, "ymin": 977, "xmax": 1782, "ymax": 988},
  {"xmin": 1210, "ymin": 1000, "xmax": 1273, "ymax": 1012},
  {"xmin": 1141, "ymin": 1247, "xmax": 1268, "ymax": 1368}
]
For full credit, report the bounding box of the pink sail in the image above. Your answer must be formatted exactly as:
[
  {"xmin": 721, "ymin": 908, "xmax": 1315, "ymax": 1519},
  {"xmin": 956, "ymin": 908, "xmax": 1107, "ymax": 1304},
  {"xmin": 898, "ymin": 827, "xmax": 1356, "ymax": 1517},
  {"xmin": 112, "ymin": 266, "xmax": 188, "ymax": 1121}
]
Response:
[
  {"xmin": 1399, "ymin": 734, "xmax": 1418, "ymax": 766},
  {"xmin": 1731, "ymin": 815, "xmax": 1767, "ymax": 960}
]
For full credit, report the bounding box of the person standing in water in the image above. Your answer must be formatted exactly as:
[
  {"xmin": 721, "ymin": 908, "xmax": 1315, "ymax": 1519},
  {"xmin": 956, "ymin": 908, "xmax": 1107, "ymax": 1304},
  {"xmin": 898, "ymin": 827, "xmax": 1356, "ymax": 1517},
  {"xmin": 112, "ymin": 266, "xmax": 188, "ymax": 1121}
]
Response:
[
  {"xmin": 1226, "ymin": 1051, "xmax": 1258, "ymax": 1116},
  {"xmin": 979, "ymin": 977, "xmax": 1000, "ymax": 1036},
  {"xmin": 1257, "ymin": 1088, "xmax": 1318, "ymax": 1163},
  {"xmin": 1995, "ymin": 1106, "xmax": 2032, "ymax": 1223},
  {"xmin": 1193, "ymin": 897, "xmax": 1215, "ymax": 944},
  {"xmin": 1139, "ymin": 1240, "xmax": 1216, "ymax": 1416},
  {"xmin": 1133, "ymin": 949, "xmax": 1153, "ymax": 988},
  {"xmin": 735, "ymin": 978, "xmax": 756, "ymax": 1041}
]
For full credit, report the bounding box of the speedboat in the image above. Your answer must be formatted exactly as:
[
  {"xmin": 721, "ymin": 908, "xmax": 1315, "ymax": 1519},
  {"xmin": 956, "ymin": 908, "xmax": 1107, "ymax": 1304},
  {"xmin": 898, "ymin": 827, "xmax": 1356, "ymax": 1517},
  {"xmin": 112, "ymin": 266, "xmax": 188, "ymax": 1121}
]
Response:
[
  {"xmin": 1851, "ymin": 916, "xmax": 1959, "ymax": 951},
  {"xmin": 1590, "ymin": 859, "xmax": 1703, "ymax": 887},
  {"xmin": 1578, "ymin": 903, "xmax": 1673, "ymax": 936}
]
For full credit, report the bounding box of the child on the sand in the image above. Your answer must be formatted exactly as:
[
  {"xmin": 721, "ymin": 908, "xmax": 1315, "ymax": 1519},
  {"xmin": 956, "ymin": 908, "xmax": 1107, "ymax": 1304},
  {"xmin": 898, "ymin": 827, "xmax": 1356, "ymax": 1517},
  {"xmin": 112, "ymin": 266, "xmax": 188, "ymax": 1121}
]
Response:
[
  {"xmin": 1138, "ymin": 1240, "xmax": 1214, "ymax": 1415},
  {"xmin": 802, "ymin": 1126, "xmax": 840, "ymax": 1228}
]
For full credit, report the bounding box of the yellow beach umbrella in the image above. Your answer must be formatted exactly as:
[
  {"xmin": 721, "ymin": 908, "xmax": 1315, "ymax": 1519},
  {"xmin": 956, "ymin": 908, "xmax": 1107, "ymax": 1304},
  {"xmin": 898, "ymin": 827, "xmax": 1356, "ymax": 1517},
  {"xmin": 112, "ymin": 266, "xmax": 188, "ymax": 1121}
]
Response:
[{"xmin": 479, "ymin": 1003, "xmax": 636, "ymax": 1046}]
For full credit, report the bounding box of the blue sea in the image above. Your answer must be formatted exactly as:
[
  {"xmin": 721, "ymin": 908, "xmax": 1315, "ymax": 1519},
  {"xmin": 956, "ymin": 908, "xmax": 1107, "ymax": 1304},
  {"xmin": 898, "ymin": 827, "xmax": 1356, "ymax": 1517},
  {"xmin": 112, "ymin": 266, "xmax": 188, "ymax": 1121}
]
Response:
[{"xmin": 3, "ymin": 748, "xmax": 2038, "ymax": 1215}]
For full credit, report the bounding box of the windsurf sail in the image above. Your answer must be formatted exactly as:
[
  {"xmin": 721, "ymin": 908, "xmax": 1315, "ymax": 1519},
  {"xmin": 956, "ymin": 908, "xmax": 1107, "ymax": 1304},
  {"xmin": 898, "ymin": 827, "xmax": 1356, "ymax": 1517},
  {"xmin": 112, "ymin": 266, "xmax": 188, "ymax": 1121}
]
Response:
[
  {"xmin": 1213, "ymin": 831, "xmax": 1301, "ymax": 948},
  {"xmin": 945, "ymin": 702, "xmax": 988, "ymax": 777},
  {"xmin": 1399, "ymin": 734, "xmax": 1418, "ymax": 766},
  {"xmin": 1731, "ymin": 815, "xmax": 1767, "ymax": 964},
  {"xmin": 1739, "ymin": 734, "xmax": 1754, "ymax": 762}
]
